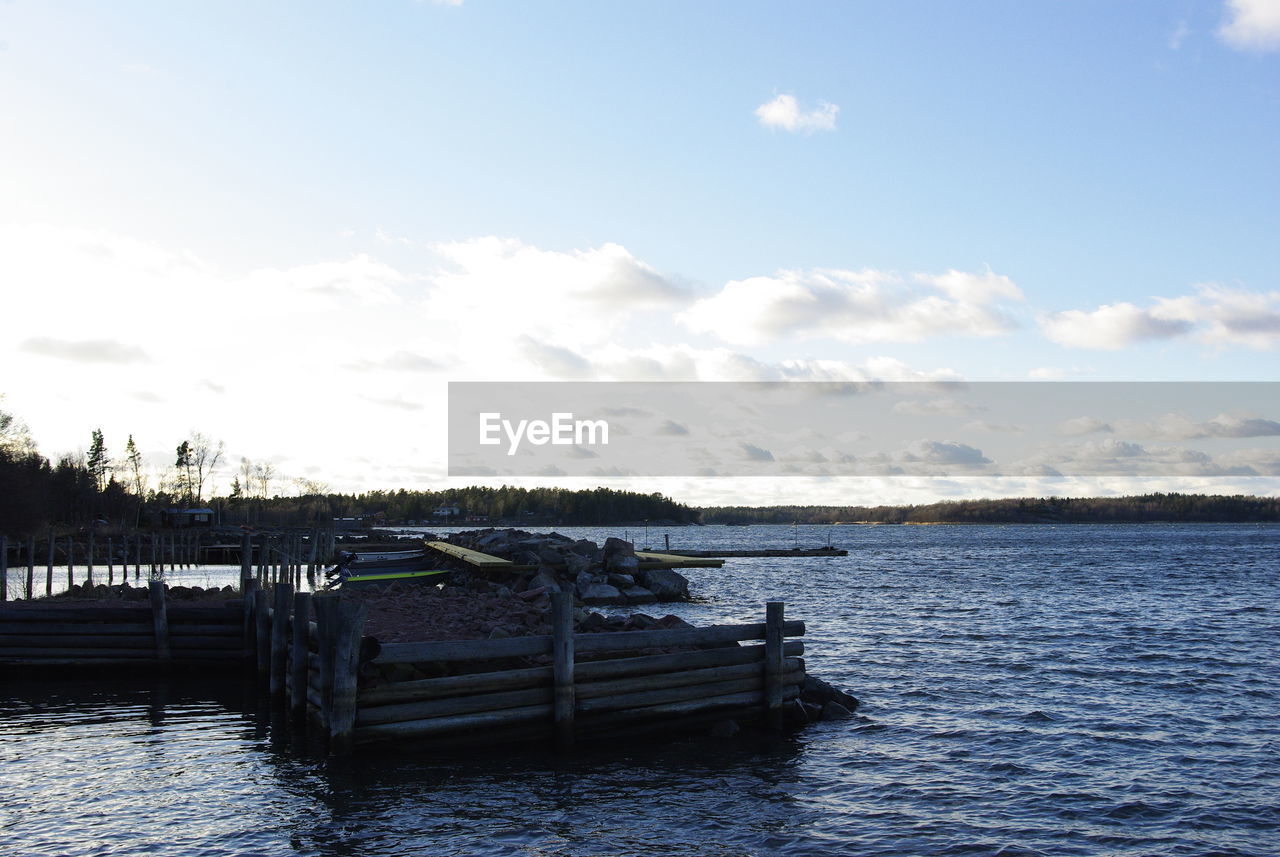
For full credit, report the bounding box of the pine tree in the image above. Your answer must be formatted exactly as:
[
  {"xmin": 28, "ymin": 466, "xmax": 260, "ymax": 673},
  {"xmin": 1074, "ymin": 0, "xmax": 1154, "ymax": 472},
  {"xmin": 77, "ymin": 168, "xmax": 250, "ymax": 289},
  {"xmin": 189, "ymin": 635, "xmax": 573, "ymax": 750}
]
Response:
[{"xmin": 87, "ymin": 428, "xmax": 108, "ymax": 492}]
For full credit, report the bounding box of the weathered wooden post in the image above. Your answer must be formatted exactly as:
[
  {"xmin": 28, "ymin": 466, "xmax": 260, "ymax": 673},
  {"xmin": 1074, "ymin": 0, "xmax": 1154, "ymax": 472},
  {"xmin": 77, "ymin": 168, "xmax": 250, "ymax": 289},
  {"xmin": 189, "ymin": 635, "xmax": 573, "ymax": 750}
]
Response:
[
  {"xmin": 254, "ymin": 587, "xmax": 271, "ymax": 682},
  {"xmin": 25, "ymin": 536, "xmax": 35, "ymax": 600},
  {"xmin": 239, "ymin": 533, "xmax": 253, "ymax": 593},
  {"xmin": 66, "ymin": 536, "xmax": 74, "ymax": 589},
  {"xmin": 270, "ymin": 583, "xmax": 294, "ymax": 697},
  {"xmin": 107, "ymin": 537, "xmax": 114, "ymax": 587},
  {"xmin": 313, "ymin": 594, "xmax": 340, "ymax": 731},
  {"xmin": 307, "ymin": 530, "xmax": 319, "ymax": 579},
  {"xmin": 551, "ymin": 591, "xmax": 575, "ymax": 748},
  {"xmin": 1, "ymin": 535, "xmax": 8, "ymax": 602},
  {"xmin": 764, "ymin": 601, "xmax": 785, "ymax": 730},
  {"xmin": 329, "ymin": 598, "xmax": 368, "ymax": 754},
  {"xmin": 149, "ymin": 580, "xmax": 171, "ymax": 664},
  {"xmin": 289, "ymin": 591, "xmax": 312, "ymax": 718},
  {"xmin": 86, "ymin": 532, "xmax": 95, "ymax": 586},
  {"xmin": 150, "ymin": 533, "xmax": 158, "ymax": 577},
  {"xmin": 242, "ymin": 577, "xmax": 260, "ymax": 664},
  {"xmin": 134, "ymin": 533, "xmax": 141, "ymax": 579},
  {"xmin": 45, "ymin": 531, "xmax": 54, "ymax": 596}
]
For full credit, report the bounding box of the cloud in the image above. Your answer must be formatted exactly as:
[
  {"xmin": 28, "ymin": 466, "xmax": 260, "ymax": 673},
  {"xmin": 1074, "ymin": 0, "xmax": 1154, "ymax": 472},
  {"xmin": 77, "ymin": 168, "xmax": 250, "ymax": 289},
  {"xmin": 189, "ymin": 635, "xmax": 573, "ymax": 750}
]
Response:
[
  {"xmin": 360, "ymin": 394, "xmax": 423, "ymax": 411},
  {"xmin": 20, "ymin": 337, "xmax": 150, "ymax": 364},
  {"xmin": 1058, "ymin": 417, "xmax": 1113, "ymax": 436},
  {"xmin": 516, "ymin": 336, "xmax": 594, "ymax": 379},
  {"xmin": 656, "ymin": 420, "xmax": 690, "ymax": 436},
  {"xmin": 678, "ymin": 268, "xmax": 1023, "ymax": 346},
  {"xmin": 754, "ymin": 94, "xmax": 839, "ymax": 133},
  {"xmin": 346, "ymin": 351, "xmax": 444, "ymax": 373},
  {"xmin": 1169, "ymin": 20, "xmax": 1191, "ymax": 50},
  {"xmin": 1040, "ymin": 302, "xmax": 1193, "ymax": 349},
  {"xmin": 739, "ymin": 442, "xmax": 775, "ymax": 462},
  {"xmin": 1117, "ymin": 412, "xmax": 1280, "ymax": 440},
  {"xmin": 243, "ymin": 254, "xmax": 407, "ymax": 306},
  {"xmin": 1042, "ymin": 286, "xmax": 1280, "ymax": 350},
  {"xmin": 893, "ymin": 397, "xmax": 984, "ymax": 416},
  {"xmin": 1219, "ymin": 0, "xmax": 1280, "ymax": 50}
]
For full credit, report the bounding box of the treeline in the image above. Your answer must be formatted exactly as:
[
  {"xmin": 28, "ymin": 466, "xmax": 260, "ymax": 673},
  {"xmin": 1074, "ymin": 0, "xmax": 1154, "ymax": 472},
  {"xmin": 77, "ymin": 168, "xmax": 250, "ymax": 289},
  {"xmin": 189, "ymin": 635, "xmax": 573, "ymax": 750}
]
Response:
[
  {"xmin": 233, "ymin": 486, "xmax": 697, "ymax": 528},
  {"xmin": 700, "ymin": 494, "xmax": 1280, "ymax": 524}
]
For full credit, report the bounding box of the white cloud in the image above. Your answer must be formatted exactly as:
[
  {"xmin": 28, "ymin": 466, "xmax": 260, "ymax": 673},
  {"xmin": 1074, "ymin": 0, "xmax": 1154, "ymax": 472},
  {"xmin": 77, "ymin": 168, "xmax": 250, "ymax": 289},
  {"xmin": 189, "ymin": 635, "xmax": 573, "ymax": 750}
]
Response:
[
  {"xmin": 1042, "ymin": 286, "xmax": 1280, "ymax": 350},
  {"xmin": 678, "ymin": 267, "xmax": 1023, "ymax": 345},
  {"xmin": 1116, "ymin": 412, "xmax": 1280, "ymax": 440},
  {"xmin": 1040, "ymin": 301, "xmax": 1193, "ymax": 349},
  {"xmin": 20, "ymin": 337, "xmax": 150, "ymax": 364},
  {"xmin": 1058, "ymin": 417, "xmax": 1113, "ymax": 436},
  {"xmin": 1169, "ymin": 20, "xmax": 1191, "ymax": 50},
  {"xmin": 1219, "ymin": 0, "xmax": 1280, "ymax": 50},
  {"xmin": 754, "ymin": 94, "xmax": 839, "ymax": 133}
]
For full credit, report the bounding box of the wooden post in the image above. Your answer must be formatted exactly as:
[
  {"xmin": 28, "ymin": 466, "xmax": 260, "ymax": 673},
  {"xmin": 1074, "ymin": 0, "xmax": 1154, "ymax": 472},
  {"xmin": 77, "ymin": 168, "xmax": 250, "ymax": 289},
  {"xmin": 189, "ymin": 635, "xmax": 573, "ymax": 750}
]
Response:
[
  {"xmin": 66, "ymin": 536, "xmax": 74, "ymax": 589},
  {"xmin": 150, "ymin": 533, "xmax": 158, "ymax": 577},
  {"xmin": 134, "ymin": 533, "xmax": 141, "ymax": 579},
  {"xmin": 764, "ymin": 601, "xmax": 785, "ymax": 730},
  {"xmin": 1, "ymin": 535, "xmax": 8, "ymax": 602},
  {"xmin": 87, "ymin": 532, "xmax": 95, "ymax": 586},
  {"xmin": 313, "ymin": 594, "xmax": 341, "ymax": 731},
  {"xmin": 239, "ymin": 533, "xmax": 253, "ymax": 592},
  {"xmin": 149, "ymin": 579, "xmax": 171, "ymax": 664},
  {"xmin": 242, "ymin": 577, "xmax": 260, "ymax": 663},
  {"xmin": 290, "ymin": 591, "xmax": 312, "ymax": 718},
  {"xmin": 25, "ymin": 536, "xmax": 34, "ymax": 600},
  {"xmin": 551, "ymin": 591, "xmax": 575, "ymax": 748},
  {"xmin": 307, "ymin": 530, "xmax": 319, "ymax": 579},
  {"xmin": 107, "ymin": 537, "xmax": 114, "ymax": 587},
  {"xmin": 270, "ymin": 583, "xmax": 294, "ymax": 697},
  {"xmin": 254, "ymin": 587, "xmax": 271, "ymax": 682},
  {"xmin": 329, "ymin": 599, "xmax": 368, "ymax": 754},
  {"xmin": 45, "ymin": 531, "xmax": 54, "ymax": 596}
]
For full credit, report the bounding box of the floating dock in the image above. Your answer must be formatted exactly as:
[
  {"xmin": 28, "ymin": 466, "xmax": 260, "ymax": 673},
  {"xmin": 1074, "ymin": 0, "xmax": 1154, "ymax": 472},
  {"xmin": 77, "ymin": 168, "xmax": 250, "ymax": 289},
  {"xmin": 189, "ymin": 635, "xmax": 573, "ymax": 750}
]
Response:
[{"xmin": 657, "ymin": 547, "xmax": 848, "ymax": 558}]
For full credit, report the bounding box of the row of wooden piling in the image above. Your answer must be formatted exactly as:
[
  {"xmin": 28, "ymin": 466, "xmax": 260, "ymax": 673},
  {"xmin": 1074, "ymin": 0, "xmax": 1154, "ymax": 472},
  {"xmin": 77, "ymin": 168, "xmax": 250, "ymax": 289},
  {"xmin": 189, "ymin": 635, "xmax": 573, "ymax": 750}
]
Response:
[
  {"xmin": 243, "ymin": 584, "xmax": 806, "ymax": 753},
  {"xmin": 0, "ymin": 582, "xmax": 243, "ymax": 667},
  {"xmin": 0, "ymin": 531, "xmax": 338, "ymax": 600}
]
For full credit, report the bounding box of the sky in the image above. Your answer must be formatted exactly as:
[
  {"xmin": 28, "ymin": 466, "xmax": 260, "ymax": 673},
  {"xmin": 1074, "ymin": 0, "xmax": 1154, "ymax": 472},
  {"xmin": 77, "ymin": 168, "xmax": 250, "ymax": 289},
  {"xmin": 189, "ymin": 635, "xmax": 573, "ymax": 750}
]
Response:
[{"xmin": 1, "ymin": 0, "xmax": 1278, "ymax": 507}]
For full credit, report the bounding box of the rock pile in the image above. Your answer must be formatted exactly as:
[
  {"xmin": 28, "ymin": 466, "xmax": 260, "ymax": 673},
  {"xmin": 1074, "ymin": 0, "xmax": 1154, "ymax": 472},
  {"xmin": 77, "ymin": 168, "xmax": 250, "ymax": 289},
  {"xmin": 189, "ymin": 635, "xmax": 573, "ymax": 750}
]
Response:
[{"xmin": 447, "ymin": 529, "xmax": 691, "ymax": 606}]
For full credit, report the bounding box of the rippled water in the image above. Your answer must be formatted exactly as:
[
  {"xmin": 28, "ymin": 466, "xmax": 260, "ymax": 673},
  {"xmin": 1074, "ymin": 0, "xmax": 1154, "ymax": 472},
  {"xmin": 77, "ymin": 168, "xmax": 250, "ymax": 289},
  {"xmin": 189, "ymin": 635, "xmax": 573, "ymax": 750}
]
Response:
[{"xmin": 2, "ymin": 524, "xmax": 1277, "ymax": 856}]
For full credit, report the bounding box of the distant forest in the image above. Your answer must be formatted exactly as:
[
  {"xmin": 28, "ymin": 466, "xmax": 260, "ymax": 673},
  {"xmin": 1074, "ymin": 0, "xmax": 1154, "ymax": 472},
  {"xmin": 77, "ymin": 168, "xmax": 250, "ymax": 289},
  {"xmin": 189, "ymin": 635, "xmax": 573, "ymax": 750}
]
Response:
[
  {"xmin": 2, "ymin": 403, "xmax": 1277, "ymax": 532},
  {"xmin": 700, "ymin": 494, "xmax": 1280, "ymax": 525}
]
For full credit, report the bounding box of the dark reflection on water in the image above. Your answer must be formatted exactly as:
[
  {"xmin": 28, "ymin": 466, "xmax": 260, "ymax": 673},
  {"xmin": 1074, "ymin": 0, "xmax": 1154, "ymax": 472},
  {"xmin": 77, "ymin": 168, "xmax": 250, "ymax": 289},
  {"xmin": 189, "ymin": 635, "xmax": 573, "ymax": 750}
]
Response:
[{"xmin": 1, "ymin": 524, "xmax": 1279, "ymax": 856}]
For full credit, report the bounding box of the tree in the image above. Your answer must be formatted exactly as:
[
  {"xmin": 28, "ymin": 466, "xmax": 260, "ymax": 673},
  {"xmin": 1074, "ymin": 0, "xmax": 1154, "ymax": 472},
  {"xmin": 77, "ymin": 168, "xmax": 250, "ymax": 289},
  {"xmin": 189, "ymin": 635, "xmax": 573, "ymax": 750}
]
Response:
[
  {"xmin": 253, "ymin": 461, "xmax": 275, "ymax": 499},
  {"xmin": 188, "ymin": 432, "xmax": 224, "ymax": 503},
  {"xmin": 123, "ymin": 434, "xmax": 147, "ymax": 497},
  {"xmin": 175, "ymin": 440, "xmax": 194, "ymax": 503},
  {"xmin": 0, "ymin": 396, "xmax": 36, "ymax": 457},
  {"xmin": 87, "ymin": 428, "xmax": 109, "ymax": 492}
]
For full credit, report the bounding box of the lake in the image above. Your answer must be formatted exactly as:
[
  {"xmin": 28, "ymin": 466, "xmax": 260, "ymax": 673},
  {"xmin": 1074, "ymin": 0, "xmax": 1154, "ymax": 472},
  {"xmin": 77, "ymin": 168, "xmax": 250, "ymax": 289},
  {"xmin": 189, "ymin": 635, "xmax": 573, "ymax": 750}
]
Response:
[{"xmin": 1, "ymin": 524, "xmax": 1277, "ymax": 856}]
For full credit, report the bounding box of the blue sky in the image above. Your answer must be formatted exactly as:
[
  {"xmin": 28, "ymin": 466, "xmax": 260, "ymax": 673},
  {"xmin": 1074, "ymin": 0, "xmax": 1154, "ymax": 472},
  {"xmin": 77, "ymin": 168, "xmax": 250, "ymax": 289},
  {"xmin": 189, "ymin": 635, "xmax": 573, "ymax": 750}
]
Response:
[{"xmin": 2, "ymin": 1, "xmax": 1277, "ymax": 504}]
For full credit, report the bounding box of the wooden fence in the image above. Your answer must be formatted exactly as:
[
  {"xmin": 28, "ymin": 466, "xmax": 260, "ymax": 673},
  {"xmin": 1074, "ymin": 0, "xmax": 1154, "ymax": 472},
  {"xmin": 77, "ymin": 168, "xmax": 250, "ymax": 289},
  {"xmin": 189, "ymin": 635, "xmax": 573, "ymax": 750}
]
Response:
[
  {"xmin": 0, "ymin": 581, "xmax": 243, "ymax": 668},
  {"xmin": 243, "ymin": 588, "xmax": 806, "ymax": 754}
]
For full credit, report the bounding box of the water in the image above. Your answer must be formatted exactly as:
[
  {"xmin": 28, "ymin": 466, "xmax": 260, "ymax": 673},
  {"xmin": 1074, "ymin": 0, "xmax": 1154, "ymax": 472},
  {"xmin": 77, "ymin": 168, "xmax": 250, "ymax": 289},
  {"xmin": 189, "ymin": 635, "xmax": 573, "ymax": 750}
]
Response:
[{"xmin": 2, "ymin": 524, "xmax": 1277, "ymax": 856}]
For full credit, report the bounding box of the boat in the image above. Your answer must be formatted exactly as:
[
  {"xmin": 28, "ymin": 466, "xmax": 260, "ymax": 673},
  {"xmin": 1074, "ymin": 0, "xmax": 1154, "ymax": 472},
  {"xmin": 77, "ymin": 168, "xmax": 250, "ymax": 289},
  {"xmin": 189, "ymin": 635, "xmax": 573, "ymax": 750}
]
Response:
[
  {"xmin": 339, "ymin": 568, "xmax": 451, "ymax": 588},
  {"xmin": 324, "ymin": 548, "xmax": 454, "ymax": 589}
]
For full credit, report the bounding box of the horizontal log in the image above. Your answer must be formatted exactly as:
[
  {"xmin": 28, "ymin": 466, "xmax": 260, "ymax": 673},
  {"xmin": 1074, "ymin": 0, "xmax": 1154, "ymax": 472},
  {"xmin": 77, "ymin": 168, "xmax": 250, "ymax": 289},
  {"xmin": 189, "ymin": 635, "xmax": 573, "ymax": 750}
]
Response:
[
  {"xmin": 575, "ymin": 641, "xmax": 803, "ymax": 682},
  {"xmin": 577, "ymin": 676, "xmax": 765, "ymax": 714},
  {"xmin": 0, "ymin": 657, "xmax": 241, "ymax": 669},
  {"xmin": 581, "ymin": 685, "xmax": 801, "ymax": 729},
  {"xmin": 574, "ymin": 620, "xmax": 805, "ymax": 655},
  {"xmin": 358, "ymin": 686, "xmax": 553, "ymax": 726},
  {"xmin": 372, "ymin": 620, "xmax": 804, "ymax": 666},
  {"xmin": 0, "ymin": 622, "xmax": 154, "ymax": 635},
  {"xmin": 355, "ymin": 703, "xmax": 553, "ymax": 744},
  {"xmin": 0, "ymin": 646, "xmax": 242, "ymax": 660},
  {"xmin": 0, "ymin": 606, "xmax": 239, "ymax": 623},
  {"xmin": 0, "ymin": 635, "xmax": 154, "ymax": 648},
  {"xmin": 360, "ymin": 665, "xmax": 553, "ymax": 706},
  {"xmin": 577, "ymin": 658, "xmax": 803, "ymax": 701},
  {"xmin": 375, "ymin": 635, "xmax": 551, "ymax": 665},
  {"xmin": 0, "ymin": 634, "xmax": 245, "ymax": 650}
]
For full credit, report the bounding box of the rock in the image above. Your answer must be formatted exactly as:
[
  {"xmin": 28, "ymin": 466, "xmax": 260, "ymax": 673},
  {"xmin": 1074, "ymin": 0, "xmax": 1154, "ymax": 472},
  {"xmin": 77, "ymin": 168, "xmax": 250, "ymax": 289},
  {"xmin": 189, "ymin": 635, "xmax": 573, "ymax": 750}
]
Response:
[
  {"xmin": 801, "ymin": 675, "xmax": 860, "ymax": 712},
  {"xmin": 578, "ymin": 582, "xmax": 623, "ymax": 605},
  {"xmin": 622, "ymin": 585, "xmax": 658, "ymax": 605},
  {"xmin": 656, "ymin": 614, "xmax": 694, "ymax": 630},
  {"xmin": 607, "ymin": 554, "xmax": 641, "ymax": 574},
  {"xmin": 635, "ymin": 568, "xmax": 689, "ymax": 600},
  {"xmin": 527, "ymin": 570, "xmax": 562, "ymax": 593},
  {"xmin": 487, "ymin": 627, "xmax": 510, "ymax": 639},
  {"xmin": 569, "ymin": 539, "xmax": 597, "ymax": 557},
  {"xmin": 783, "ymin": 699, "xmax": 811, "ymax": 727},
  {"xmin": 626, "ymin": 612, "xmax": 658, "ymax": 629},
  {"xmin": 537, "ymin": 544, "xmax": 566, "ymax": 566},
  {"xmin": 564, "ymin": 552, "xmax": 594, "ymax": 578},
  {"xmin": 516, "ymin": 585, "xmax": 550, "ymax": 601},
  {"xmin": 606, "ymin": 572, "xmax": 635, "ymax": 588},
  {"xmin": 821, "ymin": 701, "xmax": 854, "ymax": 720},
  {"xmin": 578, "ymin": 611, "xmax": 607, "ymax": 632},
  {"xmin": 709, "ymin": 719, "xmax": 740, "ymax": 738},
  {"xmin": 602, "ymin": 537, "xmax": 635, "ymax": 561}
]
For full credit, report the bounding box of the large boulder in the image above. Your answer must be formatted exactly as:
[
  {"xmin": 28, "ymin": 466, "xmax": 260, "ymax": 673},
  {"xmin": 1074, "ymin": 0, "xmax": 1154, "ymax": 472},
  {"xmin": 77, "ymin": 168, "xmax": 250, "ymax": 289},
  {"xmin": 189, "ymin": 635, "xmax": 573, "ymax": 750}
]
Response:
[
  {"xmin": 622, "ymin": 585, "xmax": 658, "ymax": 605},
  {"xmin": 578, "ymin": 582, "xmax": 623, "ymax": 605},
  {"xmin": 525, "ymin": 569, "xmax": 562, "ymax": 593},
  {"xmin": 635, "ymin": 568, "xmax": 689, "ymax": 601}
]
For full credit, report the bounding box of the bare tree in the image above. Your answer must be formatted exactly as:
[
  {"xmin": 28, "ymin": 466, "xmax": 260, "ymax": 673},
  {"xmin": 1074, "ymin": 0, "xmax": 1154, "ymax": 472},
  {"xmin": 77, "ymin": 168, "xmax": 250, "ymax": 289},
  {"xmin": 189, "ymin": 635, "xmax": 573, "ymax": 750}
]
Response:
[
  {"xmin": 0, "ymin": 396, "xmax": 36, "ymax": 457},
  {"xmin": 252, "ymin": 461, "xmax": 275, "ymax": 499},
  {"xmin": 189, "ymin": 432, "xmax": 224, "ymax": 503}
]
